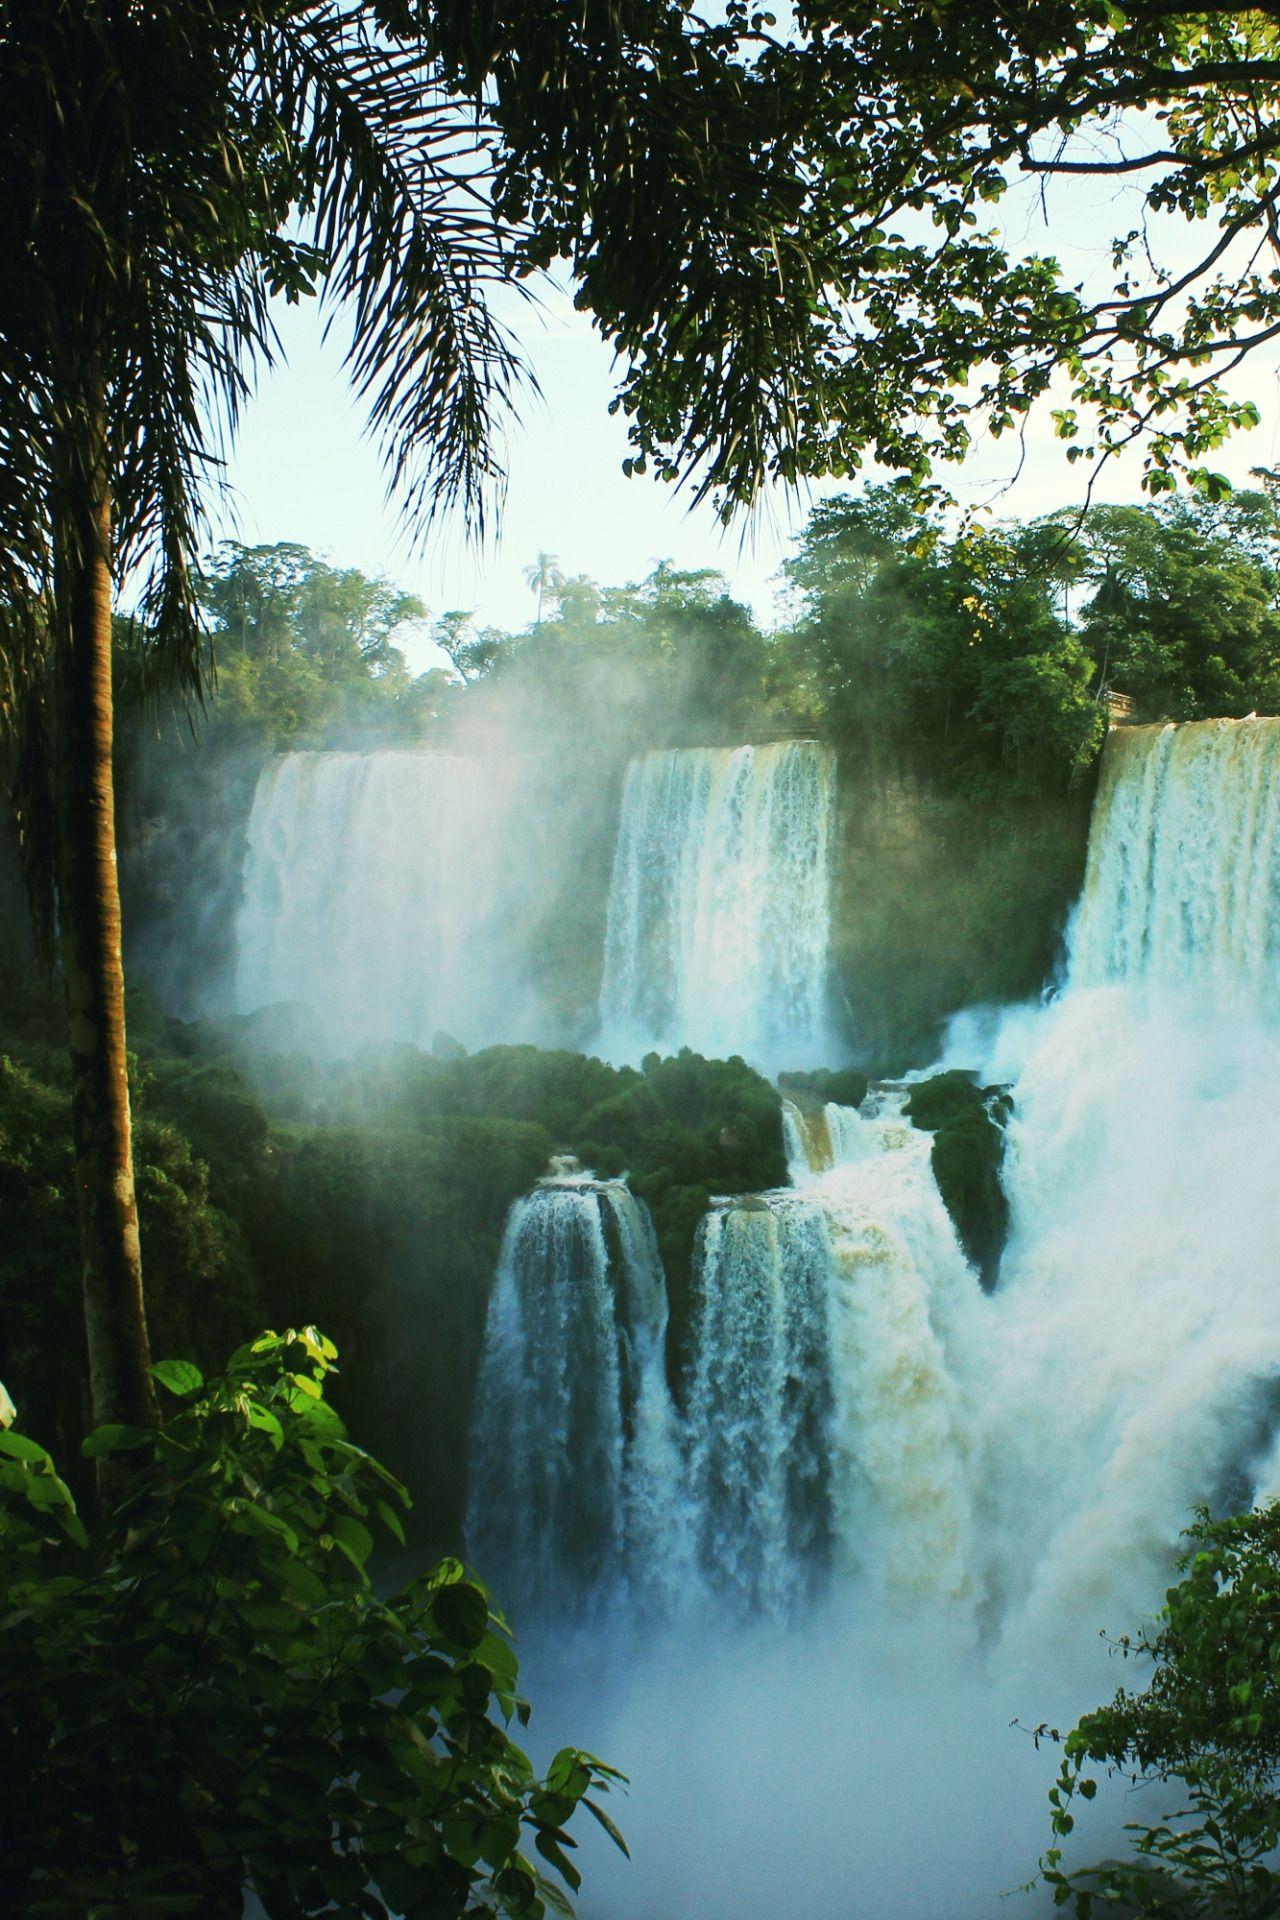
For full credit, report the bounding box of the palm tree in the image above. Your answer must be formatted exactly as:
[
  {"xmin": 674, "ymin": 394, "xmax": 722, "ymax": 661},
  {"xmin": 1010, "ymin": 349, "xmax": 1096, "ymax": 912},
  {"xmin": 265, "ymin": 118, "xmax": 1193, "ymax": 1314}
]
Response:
[
  {"xmin": 0, "ymin": 0, "xmax": 855, "ymax": 1434},
  {"xmin": 1, "ymin": 3, "xmax": 536, "ymax": 1435},
  {"xmin": 523, "ymin": 553, "xmax": 566, "ymax": 628}
]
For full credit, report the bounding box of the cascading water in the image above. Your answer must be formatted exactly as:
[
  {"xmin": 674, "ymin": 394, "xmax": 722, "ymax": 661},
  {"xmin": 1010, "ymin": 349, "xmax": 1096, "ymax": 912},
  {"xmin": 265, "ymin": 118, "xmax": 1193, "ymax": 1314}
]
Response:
[
  {"xmin": 792, "ymin": 1091, "xmax": 983, "ymax": 1618},
  {"xmin": 681, "ymin": 1089, "xmax": 985, "ymax": 1621},
  {"xmin": 683, "ymin": 1195, "xmax": 835, "ymax": 1614},
  {"xmin": 472, "ymin": 1092, "xmax": 985, "ymax": 1625},
  {"xmin": 234, "ymin": 750, "xmax": 519, "ymax": 1052},
  {"xmin": 965, "ymin": 716, "xmax": 1280, "ymax": 1669},
  {"xmin": 597, "ymin": 742, "xmax": 837, "ymax": 1067},
  {"xmin": 465, "ymin": 1173, "xmax": 683, "ymax": 1613},
  {"xmin": 466, "ymin": 716, "xmax": 1280, "ymax": 1919},
  {"xmin": 1072, "ymin": 716, "xmax": 1280, "ymax": 1002}
]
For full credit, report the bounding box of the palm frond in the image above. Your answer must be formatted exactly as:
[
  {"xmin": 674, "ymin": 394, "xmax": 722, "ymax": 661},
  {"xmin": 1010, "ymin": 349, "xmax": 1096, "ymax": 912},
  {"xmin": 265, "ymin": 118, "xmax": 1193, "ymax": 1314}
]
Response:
[{"xmin": 256, "ymin": 4, "xmax": 529, "ymax": 540}]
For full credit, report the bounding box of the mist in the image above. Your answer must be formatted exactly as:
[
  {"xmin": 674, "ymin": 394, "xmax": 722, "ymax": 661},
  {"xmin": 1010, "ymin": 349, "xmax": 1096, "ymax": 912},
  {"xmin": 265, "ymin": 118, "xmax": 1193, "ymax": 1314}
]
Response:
[{"xmin": 510, "ymin": 1609, "xmax": 1143, "ymax": 1920}]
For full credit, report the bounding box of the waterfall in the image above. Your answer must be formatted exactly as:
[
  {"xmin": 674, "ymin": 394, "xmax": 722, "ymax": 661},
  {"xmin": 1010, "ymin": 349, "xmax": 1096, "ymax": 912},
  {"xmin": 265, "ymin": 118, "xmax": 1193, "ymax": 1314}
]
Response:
[
  {"xmin": 807, "ymin": 1093, "xmax": 981, "ymax": 1617},
  {"xmin": 961, "ymin": 716, "xmax": 1280, "ymax": 1667},
  {"xmin": 458, "ymin": 716, "xmax": 1280, "ymax": 1919},
  {"xmin": 679, "ymin": 1087, "xmax": 984, "ymax": 1620},
  {"xmin": 1071, "ymin": 715, "xmax": 1280, "ymax": 1002},
  {"xmin": 234, "ymin": 750, "xmax": 517, "ymax": 1052},
  {"xmin": 597, "ymin": 742, "xmax": 837, "ymax": 1067},
  {"xmin": 465, "ymin": 1175, "xmax": 683, "ymax": 1612},
  {"xmin": 468, "ymin": 719, "xmax": 1280, "ymax": 1665},
  {"xmin": 683, "ymin": 1195, "xmax": 835, "ymax": 1614}
]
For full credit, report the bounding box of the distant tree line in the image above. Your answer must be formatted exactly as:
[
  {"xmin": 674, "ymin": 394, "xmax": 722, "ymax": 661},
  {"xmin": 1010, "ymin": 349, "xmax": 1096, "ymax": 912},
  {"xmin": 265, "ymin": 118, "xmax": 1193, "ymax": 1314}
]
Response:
[{"xmin": 171, "ymin": 481, "xmax": 1280, "ymax": 799}]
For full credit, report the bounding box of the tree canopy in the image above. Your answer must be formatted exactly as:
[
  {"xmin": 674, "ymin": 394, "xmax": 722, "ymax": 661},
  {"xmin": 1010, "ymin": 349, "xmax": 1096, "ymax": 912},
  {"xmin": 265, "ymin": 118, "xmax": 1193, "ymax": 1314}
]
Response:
[{"xmin": 613, "ymin": 4, "xmax": 1280, "ymax": 505}]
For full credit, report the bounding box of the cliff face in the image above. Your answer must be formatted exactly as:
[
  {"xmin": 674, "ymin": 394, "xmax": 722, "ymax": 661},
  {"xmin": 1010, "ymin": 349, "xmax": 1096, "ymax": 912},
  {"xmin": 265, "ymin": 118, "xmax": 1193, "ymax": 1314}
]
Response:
[{"xmin": 828, "ymin": 766, "xmax": 1095, "ymax": 1071}]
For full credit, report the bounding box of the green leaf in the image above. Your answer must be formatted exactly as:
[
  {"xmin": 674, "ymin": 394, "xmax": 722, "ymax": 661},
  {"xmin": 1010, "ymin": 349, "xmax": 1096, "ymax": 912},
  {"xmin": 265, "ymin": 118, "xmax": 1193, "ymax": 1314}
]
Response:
[
  {"xmin": 534, "ymin": 1828, "xmax": 581, "ymax": 1893},
  {"xmin": 583, "ymin": 1796, "xmax": 630, "ymax": 1856},
  {"xmin": 331, "ymin": 1514, "xmax": 375, "ymax": 1568},
  {"xmin": 0, "ymin": 1430, "xmax": 53, "ymax": 1464},
  {"xmin": 246, "ymin": 1405, "xmax": 284, "ymax": 1447},
  {"xmin": 229, "ymin": 1502, "xmax": 300, "ymax": 1553},
  {"xmin": 532, "ymin": 1870, "xmax": 576, "ymax": 1919},
  {"xmin": 375, "ymin": 1497, "xmax": 406, "ymax": 1545},
  {"xmin": 152, "ymin": 1359, "xmax": 204, "ymax": 1397},
  {"xmin": 82, "ymin": 1424, "xmax": 154, "ymax": 1458},
  {"xmin": 433, "ymin": 1581, "xmax": 490, "ymax": 1649}
]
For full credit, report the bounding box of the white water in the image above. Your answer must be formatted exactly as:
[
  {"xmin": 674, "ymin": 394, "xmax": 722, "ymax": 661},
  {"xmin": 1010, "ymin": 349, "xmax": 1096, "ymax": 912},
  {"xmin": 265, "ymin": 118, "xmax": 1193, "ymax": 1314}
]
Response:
[
  {"xmin": 1073, "ymin": 716, "xmax": 1280, "ymax": 1005},
  {"xmin": 683, "ymin": 1195, "xmax": 835, "ymax": 1614},
  {"xmin": 470, "ymin": 717, "xmax": 1280, "ymax": 1917},
  {"xmin": 795, "ymin": 1092, "xmax": 984, "ymax": 1621},
  {"xmin": 465, "ymin": 1174, "xmax": 684, "ymax": 1613},
  {"xmin": 234, "ymin": 750, "xmax": 525, "ymax": 1052},
  {"xmin": 597, "ymin": 742, "xmax": 837, "ymax": 1067}
]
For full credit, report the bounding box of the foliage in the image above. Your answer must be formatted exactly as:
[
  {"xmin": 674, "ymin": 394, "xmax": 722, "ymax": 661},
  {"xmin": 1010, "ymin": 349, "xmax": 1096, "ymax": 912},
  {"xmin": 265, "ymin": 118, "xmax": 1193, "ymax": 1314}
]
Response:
[
  {"xmin": 1042, "ymin": 1504, "xmax": 1280, "ymax": 1919},
  {"xmin": 256, "ymin": 1040, "xmax": 787, "ymax": 1401},
  {"xmin": 782, "ymin": 487, "xmax": 1105, "ymax": 797},
  {"xmin": 607, "ymin": 5, "xmax": 1280, "ymax": 505},
  {"xmin": 246, "ymin": 1117, "xmax": 553, "ymax": 1547},
  {"xmin": 0, "ymin": 1330, "xmax": 624, "ymax": 1919},
  {"xmin": 300, "ymin": 1041, "xmax": 787, "ymax": 1200},
  {"xmin": 456, "ymin": 559, "xmax": 789, "ymax": 752},
  {"xmin": 189, "ymin": 542, "xmax": 450, "ymax": 750},
  {"xmin": 905, "ymin": 1072, "xmax": 1012, "ymax": 1285},
  {"xmin": 2, "ymin": 0, "xmax": 984, "ymax": 808},
  {"xmin": 778, "ymin": 1067, "xmax": 871, "ymax": 1110},
  {"xmin": 831, "ymin": 782, "xmax": 1093, "ymax": 1069},
  {"xmin": 0, "ymin": 1054, "xmax": 261, "ymax": 1474},
  {"xmin": 1052, "ymin": 490, "xmax": 1280, "ymax": 723}
]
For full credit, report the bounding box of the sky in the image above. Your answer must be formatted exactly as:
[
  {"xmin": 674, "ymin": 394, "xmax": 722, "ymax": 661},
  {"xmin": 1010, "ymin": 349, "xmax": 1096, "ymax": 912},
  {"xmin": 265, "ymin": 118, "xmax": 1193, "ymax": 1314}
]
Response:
[{"xmin": 216, "ymin": 181, "xmax": 1280, "ymax": 675}]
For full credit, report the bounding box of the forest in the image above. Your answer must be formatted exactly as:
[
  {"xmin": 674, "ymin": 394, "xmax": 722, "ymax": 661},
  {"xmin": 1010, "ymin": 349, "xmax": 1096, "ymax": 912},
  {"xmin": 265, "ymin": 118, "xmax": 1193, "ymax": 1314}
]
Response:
[{"xmin": 10, "ymin": 3, "xmax": 1280, "ymax": 1917}]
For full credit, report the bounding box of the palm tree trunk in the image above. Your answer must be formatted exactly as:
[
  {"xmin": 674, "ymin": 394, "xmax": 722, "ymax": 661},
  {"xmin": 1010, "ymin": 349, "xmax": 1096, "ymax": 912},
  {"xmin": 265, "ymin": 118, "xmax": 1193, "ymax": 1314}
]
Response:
[{"xmin": 53, "ymin": 400, "xmax": 157, "ymax": 1435}]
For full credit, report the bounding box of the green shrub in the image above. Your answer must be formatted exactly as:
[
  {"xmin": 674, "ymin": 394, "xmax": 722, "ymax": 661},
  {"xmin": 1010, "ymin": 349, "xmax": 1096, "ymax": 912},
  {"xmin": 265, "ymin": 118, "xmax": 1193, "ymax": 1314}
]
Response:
[
  {"xmin": 0, "ymin": 1330, "xmax": 624, "ymax": 1919},
  {"xmin": 237, "ymin": 1040, "xmax": 787, "ymax": 1417},
  {"xmin": 245, "ymin": 1117, "xmax": 553, "ymax": 1548},
  {"xmin": 1042, "ymin": 1504, "xmax": 1280, "ymax": 1918}
]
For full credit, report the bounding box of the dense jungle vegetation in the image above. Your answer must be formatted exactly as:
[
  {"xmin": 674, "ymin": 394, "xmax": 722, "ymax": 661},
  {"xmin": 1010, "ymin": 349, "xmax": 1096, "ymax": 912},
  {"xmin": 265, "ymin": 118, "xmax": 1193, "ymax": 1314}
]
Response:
[{"xmin": 132, "ymin": 480, "xmax": 1280, "ymax": 767}]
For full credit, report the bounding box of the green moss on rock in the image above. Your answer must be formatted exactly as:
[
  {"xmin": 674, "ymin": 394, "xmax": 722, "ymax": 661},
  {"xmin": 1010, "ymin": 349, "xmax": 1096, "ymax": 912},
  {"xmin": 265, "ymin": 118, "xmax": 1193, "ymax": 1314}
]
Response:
[{"xmin": 778, "ymin": 1066, "xmax": 870, "ymax": 1110}]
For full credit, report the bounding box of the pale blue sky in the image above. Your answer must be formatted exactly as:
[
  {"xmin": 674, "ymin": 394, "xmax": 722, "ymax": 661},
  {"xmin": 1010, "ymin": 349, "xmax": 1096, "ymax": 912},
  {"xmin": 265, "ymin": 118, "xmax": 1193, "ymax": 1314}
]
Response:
[{"xmin": 217, "ymin": 191, "xmax": 1280, "ymax": 673}]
